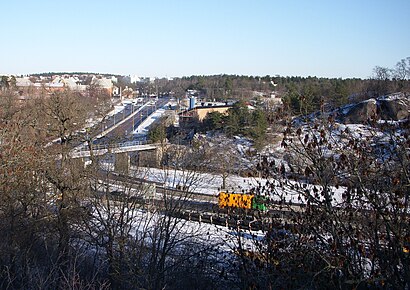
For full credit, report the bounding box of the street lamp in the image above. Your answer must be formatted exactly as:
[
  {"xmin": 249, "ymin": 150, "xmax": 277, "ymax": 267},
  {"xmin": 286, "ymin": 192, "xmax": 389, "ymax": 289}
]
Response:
[{"xmin": 132, "ymin": 104, "xmax": 135, "ymax": 135}]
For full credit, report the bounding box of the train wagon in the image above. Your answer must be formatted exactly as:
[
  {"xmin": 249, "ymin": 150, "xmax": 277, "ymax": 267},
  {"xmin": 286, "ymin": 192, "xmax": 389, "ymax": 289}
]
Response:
[
  {"xmin": 219, "ymin": 192, "xmax": 253, "ymax": 209},
  {"xmin": 252, "ymin": 195, "xmax": 268, "ymax": 211},
  {"xmin": 218, "ymin": 192, "xmax": 267, "ymax": 211}
]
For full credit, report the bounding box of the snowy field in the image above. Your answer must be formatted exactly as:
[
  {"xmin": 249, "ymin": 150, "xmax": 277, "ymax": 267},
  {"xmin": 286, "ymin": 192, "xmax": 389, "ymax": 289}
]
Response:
[{"xmin": 130, "ymin": 166, "xmax": 347, "ymax": 206}]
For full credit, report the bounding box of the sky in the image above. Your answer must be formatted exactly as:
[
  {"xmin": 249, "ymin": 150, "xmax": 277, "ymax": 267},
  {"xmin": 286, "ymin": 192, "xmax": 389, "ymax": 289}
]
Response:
[{"xmin": 1, "ymin": 0, "xmax": 409, "ymax": 79}]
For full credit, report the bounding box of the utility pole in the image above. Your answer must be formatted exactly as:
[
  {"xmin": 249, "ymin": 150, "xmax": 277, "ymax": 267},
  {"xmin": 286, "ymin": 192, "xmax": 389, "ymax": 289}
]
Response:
[
  {"xmin": 132, "ymin": 104, "xmax": 135, "ymax": 132},
  {"xmin": 258, "ymin": 154, "xmax": 262, "ymax": 179}
]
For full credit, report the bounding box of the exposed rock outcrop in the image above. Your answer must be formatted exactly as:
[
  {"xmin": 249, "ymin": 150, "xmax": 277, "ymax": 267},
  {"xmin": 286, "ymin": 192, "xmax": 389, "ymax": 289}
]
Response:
[
  {"xmin": 378, "ymin": 93, "xmax": 410, "ymax": 120},
  {"xmin": 339, "ymin": 93, "xmax": 409, "ymax": 123},
  {"xmin": 339, "ymin": 99, "xmax": 377, "ymax": 124}
]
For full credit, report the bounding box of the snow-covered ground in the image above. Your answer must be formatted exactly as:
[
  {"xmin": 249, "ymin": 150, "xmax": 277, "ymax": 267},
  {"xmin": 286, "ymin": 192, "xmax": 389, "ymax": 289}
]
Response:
[
  {"xmin": 133, "ymin": 100, "xmax": 177, "ymax": 136},
  {"xmin": 133, "ymin": 107, "xmax": 166, "ymax": 136},
  {"xmin": 129, "ymin": 166, "xmax": 347, "ymax": 206},
  {"xmin": 131, "ymin": 166, "xmax": 260, "ymax": 194},
  {"xmin": 122, "ymin": 207, "xmax": 265, "ymax": 251}
]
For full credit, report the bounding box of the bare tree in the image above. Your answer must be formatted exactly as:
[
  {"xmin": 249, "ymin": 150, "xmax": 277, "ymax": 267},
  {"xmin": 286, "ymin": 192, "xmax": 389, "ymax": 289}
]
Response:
[
  {"xmin": 76, "ymin": 141, "xmax": 221, "ymax": 289},
  {"xmin": 228, "ymin": 117, "xmax": 409, "ymax": 289},
  {"xmin": 0, "ymin": 88, "xmax": 227, "ymax": 289},
  {"xmin": 394, "ymin": 57, "xmax": 410, "ymax": 80}
]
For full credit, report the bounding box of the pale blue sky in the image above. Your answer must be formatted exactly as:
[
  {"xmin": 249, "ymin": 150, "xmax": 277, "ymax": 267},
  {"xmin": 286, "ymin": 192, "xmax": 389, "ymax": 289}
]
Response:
[{"xmin": 1, "ymin": 0, "xmax": 409, "ymax": 78}]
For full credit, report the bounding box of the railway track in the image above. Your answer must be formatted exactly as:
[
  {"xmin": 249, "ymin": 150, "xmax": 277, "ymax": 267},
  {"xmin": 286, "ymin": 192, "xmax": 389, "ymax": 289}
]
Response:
[
  {"xmin": 96, "ymin": 171, "xmax": 305, "ymax": 230},
  {"xmin": 102, "ymin": 171, "xmax": 218, "ymax": 202}
]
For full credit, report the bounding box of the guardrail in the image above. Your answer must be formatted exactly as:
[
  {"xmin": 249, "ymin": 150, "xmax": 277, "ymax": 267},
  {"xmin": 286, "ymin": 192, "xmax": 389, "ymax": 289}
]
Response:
[{"xmin": 77, "ymin": 140, "xmax": 152, "ymax": 152}]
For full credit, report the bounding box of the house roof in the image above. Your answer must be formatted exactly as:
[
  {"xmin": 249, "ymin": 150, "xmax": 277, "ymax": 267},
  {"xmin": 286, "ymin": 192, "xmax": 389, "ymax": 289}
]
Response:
[
  {"xmin": 178, "ymin": 104, "xmax": 232, "ymax": 116},
  {"xmin": 92, "ymin": 77, "xmax": 114, "ymax": 88},
  {"xmin": 15, "ymin": 77, "xmax": 33, "ymax": 87}
]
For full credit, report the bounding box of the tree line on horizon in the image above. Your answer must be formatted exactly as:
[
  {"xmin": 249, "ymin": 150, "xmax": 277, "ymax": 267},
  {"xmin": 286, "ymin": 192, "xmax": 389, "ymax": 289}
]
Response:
[
  {"xmin": 148, "ymin": 57, "xmax": 410, "ymax": 114},
  {"xmin": 3, "ymin": 57, "xmax": 409, "ymax": 117}
]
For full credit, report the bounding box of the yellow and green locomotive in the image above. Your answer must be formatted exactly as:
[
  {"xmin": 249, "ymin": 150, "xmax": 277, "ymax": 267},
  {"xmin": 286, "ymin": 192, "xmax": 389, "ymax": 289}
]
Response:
[{"xmin": 218, "ymin": 192, "xmax": 267, "ymax": 211}]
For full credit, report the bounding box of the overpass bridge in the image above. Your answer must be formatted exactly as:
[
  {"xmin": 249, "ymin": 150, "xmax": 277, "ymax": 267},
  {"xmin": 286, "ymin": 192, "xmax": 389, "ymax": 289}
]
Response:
[
  {"xmin": 70, "ymin": 140, "xmax": 163, "ymax": 172},
  {"xmin": 68, "ymin": 98, "xmax": 173, "ymax": 172},
  {"xmin": 70, "ymin": 140, "xmax": 159, "ymax": 158}
]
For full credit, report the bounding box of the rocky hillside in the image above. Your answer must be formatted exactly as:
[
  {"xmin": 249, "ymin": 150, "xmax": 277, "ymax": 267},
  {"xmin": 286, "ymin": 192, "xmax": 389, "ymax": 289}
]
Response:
[{"xmin": 337, "ymin": 92, "xmax": 410, "ymax": 123}]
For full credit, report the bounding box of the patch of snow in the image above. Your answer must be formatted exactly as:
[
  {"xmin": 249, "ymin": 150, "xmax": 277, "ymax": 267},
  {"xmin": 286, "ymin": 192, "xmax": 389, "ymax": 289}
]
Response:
[
  {"xmin": 133, "ymin": 101, "xmax": 176, "ymax": 136},
  {"xmin": 382, "ymin": 92, "xmax": 405, "ymax": 101},
  {"xmin": 129, "ymin": 166, "xmax": 347, "ymax": 207}
]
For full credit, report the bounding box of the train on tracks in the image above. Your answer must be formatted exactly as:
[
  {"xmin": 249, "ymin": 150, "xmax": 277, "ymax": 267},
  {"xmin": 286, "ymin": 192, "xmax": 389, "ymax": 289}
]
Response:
[{"xmin": 218, "ymin": 192, "xmax": 268, "ymax": 211}]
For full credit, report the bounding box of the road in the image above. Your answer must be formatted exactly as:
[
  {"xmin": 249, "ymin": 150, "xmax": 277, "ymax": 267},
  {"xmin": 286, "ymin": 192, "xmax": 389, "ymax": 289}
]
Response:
[{"xmin": 93, "ymin": 97, "xmax": 170, "ymax": 145}]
